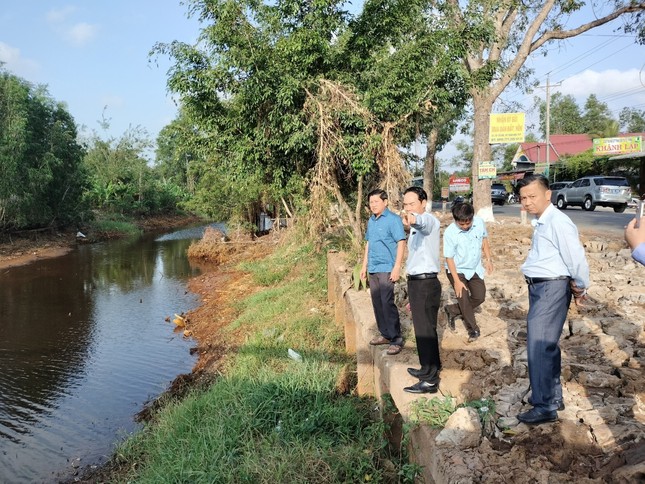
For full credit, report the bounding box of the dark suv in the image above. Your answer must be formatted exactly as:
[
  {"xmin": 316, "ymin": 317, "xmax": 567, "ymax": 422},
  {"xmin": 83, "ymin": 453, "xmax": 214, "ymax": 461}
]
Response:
[
  {"xmin": 491, "ymin": 183, "xmax": 507, "ymax": 206},
  {"xmin": 555, "ymin": 176, "xmax": 631, "ymax": 212}
]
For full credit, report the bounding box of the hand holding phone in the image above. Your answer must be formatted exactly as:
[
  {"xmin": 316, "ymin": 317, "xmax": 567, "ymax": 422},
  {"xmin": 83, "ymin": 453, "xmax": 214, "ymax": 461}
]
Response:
[{"xmin": 636, "ymin": 200, "xmax": 645, "ymax": 229}]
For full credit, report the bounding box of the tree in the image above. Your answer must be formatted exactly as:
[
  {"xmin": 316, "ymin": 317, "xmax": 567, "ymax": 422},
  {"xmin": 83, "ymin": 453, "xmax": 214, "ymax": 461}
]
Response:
[
  {"xmin": 153, "ymin": 0, "xmax": 351, "ymax": 226},
  {"xmin": 619, "ymin": 107, "xmax": 645, "ymax": 132},
  {"xmin": 83, "ymin": 124, "xmax": 180, "ymax": 215},
  {"xmin": 581, "ymin": 94, "xmax": 614, "ymax": 135},
  {"xmin": 0, "ymin": 70, "xmax": 88, "ymax": 230},
  {"xmin": 344, "ymin": 0, "xmax": 469, "ymax": 198},
  {"xmin": 439, "ymin": 0, "xmax": 645, "ymax": 220},
  {"xmin": 536, "ymin": 92, "xmax": 584, "ymax": 136}
]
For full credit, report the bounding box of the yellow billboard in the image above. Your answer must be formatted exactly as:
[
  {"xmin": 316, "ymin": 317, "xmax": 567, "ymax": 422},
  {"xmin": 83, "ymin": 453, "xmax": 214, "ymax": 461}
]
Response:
[{"xmin": 489, "ymin": 113, "xmax": 525, "ymax": 144}]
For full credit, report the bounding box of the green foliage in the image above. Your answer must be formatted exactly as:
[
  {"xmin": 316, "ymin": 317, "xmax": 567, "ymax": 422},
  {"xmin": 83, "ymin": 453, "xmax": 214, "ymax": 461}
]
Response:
[
  {"xmin": 152, "ymin": 0, "xmax": 351, "ymax": 223},
  {"xmin": 82, "ymin": 125, "xmax": 187, "ymax": 216},
  {"xmin": 408, "ymin": 396, "xmax": 457, "ymax": 428},
  {"xmin": 619, "ymin": 107, "xmax": 645, "ymax": 133},
  {"xmin": 461, "ymin": 397, "xmax": 495, "ymax": 426},
  {"xmin": 351, "ymin": 262, "xmax": 368, "ymax": 291},
  {"xmin": 0, "ymin": 70, "xmax": 89, "ymax": 230}
]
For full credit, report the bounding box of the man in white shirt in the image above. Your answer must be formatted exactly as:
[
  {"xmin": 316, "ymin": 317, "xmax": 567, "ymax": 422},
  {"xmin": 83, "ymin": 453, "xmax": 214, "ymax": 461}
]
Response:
[{"xmin": 516, "ymin": 174, "xmax": 589, "ymax": 425}]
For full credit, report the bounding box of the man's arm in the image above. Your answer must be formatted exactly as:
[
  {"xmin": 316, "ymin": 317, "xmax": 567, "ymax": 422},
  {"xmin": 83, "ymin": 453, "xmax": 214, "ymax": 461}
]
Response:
[
  {"xmin": 446, "ymin": 257, "xmax": 466, "ymax": 297},
  {"xmin": 482, "ymin": 237, "xmax": 494, "ymax": 274},
  {"xmin": 360, "ymin": 242, "xmax": 369, "ymax": 280},
  {"xmin": 390, "ymin": 239, "xmax": 405, "ymax": 282}
]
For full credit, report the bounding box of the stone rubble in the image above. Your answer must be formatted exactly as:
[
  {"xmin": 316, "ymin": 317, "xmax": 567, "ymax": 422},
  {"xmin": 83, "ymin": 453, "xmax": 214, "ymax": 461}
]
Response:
[{"xmin": 387, "ymin": 214, "xmax": 645, "ymax": 482}]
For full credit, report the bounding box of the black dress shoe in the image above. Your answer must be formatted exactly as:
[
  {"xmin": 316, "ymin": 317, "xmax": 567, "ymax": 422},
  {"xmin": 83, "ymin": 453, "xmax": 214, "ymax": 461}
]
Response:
[
  {"xmin": 444, "ymin": 307, "xmax": 456, "ymax": 332},
  {"xmin": 467, "ymin": 330, "xmax": 480, "ymax": 343},
  {"xmin": 517, "ymin": 408, "xmax": 557, "ymax": 425},
  {"xmin": 404, "ymin": 381, "xmax": 438, "ymax": 394}
]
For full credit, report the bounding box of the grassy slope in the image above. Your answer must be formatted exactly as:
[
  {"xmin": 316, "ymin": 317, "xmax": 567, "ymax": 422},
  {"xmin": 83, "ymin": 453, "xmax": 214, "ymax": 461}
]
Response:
[{"xmin": 111, "ymin": 232, "xmax": 409, "ymax": 483}]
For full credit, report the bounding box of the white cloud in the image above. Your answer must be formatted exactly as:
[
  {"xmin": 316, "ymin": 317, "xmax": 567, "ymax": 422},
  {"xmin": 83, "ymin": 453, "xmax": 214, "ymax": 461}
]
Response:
[
  {"xmin": 558, "ymin": 69, "xmax": 645, "ymax": 109},
  {"xmin": 65, "ymin": 22, "xmax": 98, "ymax": 46},
  {"xmin": 46, "ymin": 6, "xmax": 77, "ymax": 24},
  {"xmin": 0, "ymin": 42, "xmax": 40, "ymax": 76}
]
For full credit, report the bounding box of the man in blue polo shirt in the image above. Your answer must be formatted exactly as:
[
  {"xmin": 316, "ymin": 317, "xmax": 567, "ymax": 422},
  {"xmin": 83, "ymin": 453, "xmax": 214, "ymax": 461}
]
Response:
[
  {"xmin": 360, "ymin": 189, "xmax": 406, "ymax": 356},
  {"xmin": 443, "ymin": 202, "xmax": 493, "ymax": 342}
]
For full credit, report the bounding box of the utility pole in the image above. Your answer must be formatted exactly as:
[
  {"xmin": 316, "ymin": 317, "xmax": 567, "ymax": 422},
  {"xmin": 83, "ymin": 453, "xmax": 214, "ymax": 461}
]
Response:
[{"xmin": 538, "ymin": 74, "xmax": 561, "ymax": 181}]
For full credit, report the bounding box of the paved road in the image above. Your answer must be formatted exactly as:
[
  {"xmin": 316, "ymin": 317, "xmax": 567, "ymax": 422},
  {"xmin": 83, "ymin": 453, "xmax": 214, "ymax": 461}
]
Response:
[{"xmin": 432, "ymin": 201, "xmax": 638, "ymax": 234}]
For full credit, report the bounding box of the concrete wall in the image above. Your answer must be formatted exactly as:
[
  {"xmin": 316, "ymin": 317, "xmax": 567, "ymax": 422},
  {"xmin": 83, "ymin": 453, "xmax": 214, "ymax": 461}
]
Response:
[{"xmin": 327, "ymin": 251, "xmax": 474, "ymax": 484}]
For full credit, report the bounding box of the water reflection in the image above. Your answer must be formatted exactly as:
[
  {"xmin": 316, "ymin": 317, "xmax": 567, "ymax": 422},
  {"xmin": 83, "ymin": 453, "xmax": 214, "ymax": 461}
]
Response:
[{"xmin": 0, "ymin": 226, "xmax": 216, "ymax": 482}]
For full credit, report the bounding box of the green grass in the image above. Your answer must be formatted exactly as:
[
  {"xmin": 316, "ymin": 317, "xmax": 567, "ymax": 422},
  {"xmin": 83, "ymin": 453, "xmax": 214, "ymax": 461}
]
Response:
[
  {"xmin": 111, "ymin": 233, "xmax": 409, "ymax": 483},
  {"xmin": 91, "ymin": 215, "xmax": 141, "ymax": 236}
]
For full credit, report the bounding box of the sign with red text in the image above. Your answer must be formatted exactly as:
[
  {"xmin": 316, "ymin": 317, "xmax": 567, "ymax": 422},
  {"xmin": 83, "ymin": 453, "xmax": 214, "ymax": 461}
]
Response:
[
  {"xmin": 449, "ymin": 175, "xmax": 471, "ymax": 192},
  {"xmin": 478, "ymin": 162, "xmax": 497, "ymax": 179}
]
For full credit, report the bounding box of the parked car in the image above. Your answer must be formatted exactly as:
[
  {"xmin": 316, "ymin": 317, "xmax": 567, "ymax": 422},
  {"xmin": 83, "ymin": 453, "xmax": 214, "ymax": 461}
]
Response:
[
  {"xmin": 555, "ymin": 176, "xmax": 631, "ymax": 212},
  {"xmin": 549, "ymin": 181, "xmax": 572, "ymax": 205},
  {"xmin": 491, "ymin": 183, "xmax": 507, "ymax": 206}
]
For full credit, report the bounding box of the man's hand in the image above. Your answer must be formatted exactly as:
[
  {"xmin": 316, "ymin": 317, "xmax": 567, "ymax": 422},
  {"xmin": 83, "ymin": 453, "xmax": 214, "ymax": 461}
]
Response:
[
  {"xmin": 484, "ymin": 260, "xmax": 494, "ymax": 274},
  {"xmin": 453, "ymin": 278, "xmax": 466, "ymax": 298},
  {"xmin": 360, "ymin": 266, "xmax": 367, "ymax": 281},
  {"xmin": 401, "ymin": 211, "xmax": 415, "ymax": 229},
  {"xmin": 625, "ymin": 216, "xmax": 645, "ymax": 250},
  {"xmin": 570, "ymin": 281, "xmax": 587, "ymax": 307},
  {"xmin": 390, "ymin": 265, "xmax": 401, "ymax": 282}
]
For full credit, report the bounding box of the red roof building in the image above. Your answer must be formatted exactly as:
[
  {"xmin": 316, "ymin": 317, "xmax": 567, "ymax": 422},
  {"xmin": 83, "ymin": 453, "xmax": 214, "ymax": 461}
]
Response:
[{"xmin": 512, "ymin": 134, "xmax": 593, "ymax": 167}]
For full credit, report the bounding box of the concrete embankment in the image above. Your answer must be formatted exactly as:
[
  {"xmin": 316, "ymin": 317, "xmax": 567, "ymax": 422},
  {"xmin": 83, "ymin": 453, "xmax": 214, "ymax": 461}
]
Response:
[{"xmin": 327, "ymin": 215, "xmax": 645, "ymax": 483}]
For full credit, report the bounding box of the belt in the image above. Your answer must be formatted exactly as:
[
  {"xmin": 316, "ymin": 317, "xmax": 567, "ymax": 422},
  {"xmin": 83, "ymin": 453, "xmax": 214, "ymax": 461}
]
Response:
[
  {"xmin": 408, "ymin": 272, "xmax": 438, "ymax": 280},
  {"xmin": 524, "ymin": 275, "xmax": 570, "ymax": 285}
]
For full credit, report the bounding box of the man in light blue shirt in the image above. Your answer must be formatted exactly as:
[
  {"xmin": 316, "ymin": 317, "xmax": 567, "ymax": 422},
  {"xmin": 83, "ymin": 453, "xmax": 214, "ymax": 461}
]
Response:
[
  {"xmin": 401, "ymin": 186, "xmax": 442, "ymax": 394},
  {"xmin": 443, "ymin": 202, "xmax": 493, "ymax": 342},
  {"xmin": 516, "ymin": 174, "xmax": 589, "ymax": 425}
]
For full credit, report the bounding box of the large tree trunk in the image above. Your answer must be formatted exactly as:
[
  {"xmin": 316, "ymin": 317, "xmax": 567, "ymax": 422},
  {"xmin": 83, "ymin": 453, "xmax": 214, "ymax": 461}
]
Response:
[
  {"xmin": 471, "ymin": 91, "xmax": 495, "ymax": 221},
  {"xmin": 424, "ymin": 127, "xmax": 439, "ymax": 201}
]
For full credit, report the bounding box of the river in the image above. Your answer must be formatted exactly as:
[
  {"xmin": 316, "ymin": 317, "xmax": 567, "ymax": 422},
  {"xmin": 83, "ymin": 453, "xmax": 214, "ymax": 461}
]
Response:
[{"xmin": 0, "ymin": 224, "xmax": 221, "ymax": 483}]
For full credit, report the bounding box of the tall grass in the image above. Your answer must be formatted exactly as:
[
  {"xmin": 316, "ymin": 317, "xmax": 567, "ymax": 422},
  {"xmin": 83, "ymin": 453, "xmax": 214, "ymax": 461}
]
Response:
[{"xmin": 112, "ymin": 234, "xmax": 406, "ymax": 483}]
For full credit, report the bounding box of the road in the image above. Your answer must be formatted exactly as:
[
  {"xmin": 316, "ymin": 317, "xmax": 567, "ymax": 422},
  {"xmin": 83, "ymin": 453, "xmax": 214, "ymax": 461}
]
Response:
[{"xmin": 432, "ymin": 201, "xmax": 638, "ymax": 234}]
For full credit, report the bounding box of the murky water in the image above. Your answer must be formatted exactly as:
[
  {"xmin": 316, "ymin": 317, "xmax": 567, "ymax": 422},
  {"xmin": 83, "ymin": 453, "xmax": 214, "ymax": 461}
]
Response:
[{"xmin": 0, "ymin": 224, "xmax": 222, "ymax": 483}]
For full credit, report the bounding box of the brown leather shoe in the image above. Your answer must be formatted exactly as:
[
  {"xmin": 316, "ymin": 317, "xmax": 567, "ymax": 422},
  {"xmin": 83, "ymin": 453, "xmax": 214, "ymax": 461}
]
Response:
[
  {"xmin": 369, "ymin": 336, "xmax": 390, "ymax": 345},
  {"xmin": 386, "ymin": 344, "xmax": 402, "ymax": 355}
]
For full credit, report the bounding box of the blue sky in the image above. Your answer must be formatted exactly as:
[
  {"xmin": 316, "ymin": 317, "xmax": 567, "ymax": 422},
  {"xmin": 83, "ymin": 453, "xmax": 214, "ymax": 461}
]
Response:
[
  {"xmin": 1, "ymin": 1, "xmax": 644, "ymax": 165},
  {"xmin": 0, "ymin": 1, "xmax": 200, "ymax": 150}
]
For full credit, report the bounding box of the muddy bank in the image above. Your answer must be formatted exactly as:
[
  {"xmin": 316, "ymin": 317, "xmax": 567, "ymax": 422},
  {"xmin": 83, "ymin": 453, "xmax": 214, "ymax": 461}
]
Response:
[{"xmin": 0, "ymin": 213, "xmax": 205, "ymax": 270}]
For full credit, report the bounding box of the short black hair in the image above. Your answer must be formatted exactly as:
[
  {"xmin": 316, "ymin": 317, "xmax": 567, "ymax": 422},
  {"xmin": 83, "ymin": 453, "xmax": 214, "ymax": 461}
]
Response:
[
  {"xmin": 452, "ymin": 202, "xmax": 474, "ymax": 222},
  {"xmin": 368, "ymin": 189, "xmax": 388, "ymax": 200},
  {"xmin": 516, "ymin": 174, "xmax": 549, "ymax": 191},
  {"xmin": 403, "ymin": 186, "xmax": 428, "ymax": 201}
]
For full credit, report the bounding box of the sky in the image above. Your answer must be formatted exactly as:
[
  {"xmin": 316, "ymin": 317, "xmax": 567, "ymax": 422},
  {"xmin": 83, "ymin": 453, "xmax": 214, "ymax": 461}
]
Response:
[{"xmin": 1, "ymin": 1, "xmax": 644, "ymax": 166}]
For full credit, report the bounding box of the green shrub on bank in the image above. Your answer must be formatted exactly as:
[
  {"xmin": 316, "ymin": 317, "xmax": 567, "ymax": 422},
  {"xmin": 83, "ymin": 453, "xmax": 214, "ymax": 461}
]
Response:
[{"xmin": 113, "ymin": 232, "xmax": 406, "ymax": 483}]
